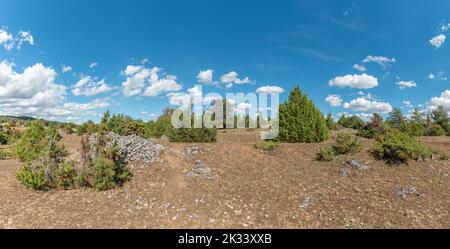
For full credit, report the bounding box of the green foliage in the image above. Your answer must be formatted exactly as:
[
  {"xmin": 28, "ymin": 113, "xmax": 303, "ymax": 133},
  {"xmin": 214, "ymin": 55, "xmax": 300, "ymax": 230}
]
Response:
[
  {"xmin": 325, "ymin": 113, "xmax": 338, "ymax": 130},
  {"xmin": 337, "ymin": 115, "xmax": 365, "ymax": 130},
  {"xmin": 152, "ymin": 108, "xmax": 173, "ymax": 138},
  {"xmin": 431, "ymin": 106, "xmax": 450, "ymax": 135},
  {"xmin": 424, "ymin": 122, "xmax": 446, "ymax": 136},
  {"xmin": 54, "ymin": 162, "xmax": 76, "ymax": 190},
  {"xmin": 0, "ymin": 132, "xmax": 6, "ymax": 145},
  {"xmin": 77, "ymin": 120, "xmax": 97, "ymax": 135},
  {"xmin": 333, "ymin": 132, "xmax": 362, "ymax": 155},
  {"xmin": 316, "ymin": 147, "xmax": 336, "ymax": 161},
  {"xmin": 0, "ymin": 149, "xmax": 11, "ymax": 159},
  {"xmin": 16, "ymin": 163, "xmax": 46, "ymax": 190},
  {"xmin": 14, "ymin": 121, "xmax": 48, "ymax": 162},
  {"xmin": 373, "ymin": 130, "xmax": 432, "ymax": 164},
  {"xmin": 254, "ymin": 141, "xmax": 279, "ymax": 151},
  {"xmin": 439, "ymin": 151, "xmax": 449, "ymax": 161},
  {"xmin": 88, "ymin": 132, "xmax": 131, "ymax": 191},
  {"xmin": 398, "ymin": 122, "xmax": 424, "ymax": 137},
  {"xmin": 169, "ymin": 127, "xmax": 217, "ymax": 142},
  {"xmin": 92, "ymin": 157, "xmax": 130, "ymax": 191},
  {"xmin": 411, "ymin": 108, "xmax": 425, "ymax": 126},
  {"xmin": 387, "ymin": 108, "xmax": 406, "ymax": 128},
  {"xmin": 61, "ymin": 123, "xmax": 77, "ymax": 134},
  {"xmin": 357, "ymin": 113, "xmax": 388, "ymax": 139},
  {"xmin": 278, "ymin": 85, "xmax": 329, "ymax": 143}
]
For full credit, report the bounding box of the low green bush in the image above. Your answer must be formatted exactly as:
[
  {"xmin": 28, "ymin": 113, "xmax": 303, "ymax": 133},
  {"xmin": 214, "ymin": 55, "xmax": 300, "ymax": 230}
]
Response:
[
  {"xmin": 0, "ymin": 132, "xmax": 7, "ymax": 145},
  {"xmin": 439, "ymin": 151, "xmax": 449, "ymax": 161},
  {"xmin": 399, "ymin": 122, "xmax": 424, "ymax": 137},
  {"xmin": 254, "ymin": 141, "xmax": 279, "ymax": 151},
  {"xmin": 92, "ymin": 157, "xmax": 130, "ymax": 191},
  {"xmin": 316, "ymin": 147, "xmax": 336, "ymax": 161},
  {"xmin": 373, "ymin": 130, "xmax": 432, "ymax": 164},
  {"xmin": 423, "ymin": 124, "xmax": 446, "ymax": 136},
  {"xmin": 14, "ymin": 121, "xmax": 48, "ymax": 162},
  {"xmin": 54, "ymin": 162, "xmax": 77, "ymax": 190},
  {"xmin": 333, "ymin": 132, "xmax": 362, "ymax": 155},
  {"xmin": 0, "ymin": 149, "xmax": 11, "ymax": 160},
  {"xmin": 16, "ymin": 163, "xmax": 47, "ymax": 190},
  {"xmin": 169, "ymin": 127, "xmax": 217, "ymax": 143}
]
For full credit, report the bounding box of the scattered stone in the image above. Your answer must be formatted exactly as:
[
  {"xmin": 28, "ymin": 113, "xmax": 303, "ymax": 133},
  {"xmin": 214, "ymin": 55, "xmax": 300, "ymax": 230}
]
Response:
[
  {"xmin": 397, "ymin": 186, "xmax": 421, "ymax": 199},
  {"xmin": 168, "ymin": 148, "xmax": 185, "ymax": 156},
  {"xmin": 347, "ymin": 160, "xmax": 370, "ymax": 171},
  {"xmin": 340, "ymin": 169, "xmax": 352, "ymax": 177},
  {"xmin": 160, "ymin": 135, "xmax": 169, "ymax": 142},
  {"xmin": 183, "ymin": 160, "xmax": 218, "ymax": 180},
  {"xmin": 299, "ymin": 196, "xmax": 312, "ymax": 209},
  {"xmin": 89, "ymin": 132, "xmax": 165, "ymax": 164},
  {"xmin": 185, "ymin": 146, "xmax": 208, "ymax": 156}
]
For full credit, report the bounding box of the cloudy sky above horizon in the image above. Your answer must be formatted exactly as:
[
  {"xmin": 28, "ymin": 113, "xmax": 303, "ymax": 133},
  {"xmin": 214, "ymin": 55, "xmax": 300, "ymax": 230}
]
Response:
[{"xmin": 0, "ymin": 0, "xmax": 449, "ymax": 123}]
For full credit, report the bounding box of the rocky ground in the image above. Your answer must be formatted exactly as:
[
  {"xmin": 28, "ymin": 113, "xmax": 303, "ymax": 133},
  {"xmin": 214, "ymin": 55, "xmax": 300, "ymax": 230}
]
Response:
[{"xmin": 0, "ymin": 129, "xmax": 449, "ymax": 228}]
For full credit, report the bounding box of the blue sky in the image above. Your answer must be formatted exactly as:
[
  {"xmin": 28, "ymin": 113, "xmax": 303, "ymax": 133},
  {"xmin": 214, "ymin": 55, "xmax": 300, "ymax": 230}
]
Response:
[{"xmin": 0, "ymin": 0, "xmax": 449, "ymax": 123}]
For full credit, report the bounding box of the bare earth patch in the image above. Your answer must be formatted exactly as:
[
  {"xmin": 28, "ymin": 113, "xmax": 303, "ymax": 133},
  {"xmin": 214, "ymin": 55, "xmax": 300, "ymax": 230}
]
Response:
[{"xmin": 0, "ymin": 131, "xmax": 449, "ymax": 228}]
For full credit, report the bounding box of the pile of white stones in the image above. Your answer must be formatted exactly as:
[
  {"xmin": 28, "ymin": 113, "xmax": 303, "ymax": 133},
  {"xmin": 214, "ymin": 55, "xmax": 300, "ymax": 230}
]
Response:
[{"xmin": 89, "ymin": 132, "xmax": 165, "ymax": 164}]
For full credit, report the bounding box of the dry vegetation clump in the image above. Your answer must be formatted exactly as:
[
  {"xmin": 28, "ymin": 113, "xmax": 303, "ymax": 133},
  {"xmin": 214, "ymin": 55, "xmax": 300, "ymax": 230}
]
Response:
[{"xmin": 254, "ymin": 141, "xmax": 279, "ymax": 151}]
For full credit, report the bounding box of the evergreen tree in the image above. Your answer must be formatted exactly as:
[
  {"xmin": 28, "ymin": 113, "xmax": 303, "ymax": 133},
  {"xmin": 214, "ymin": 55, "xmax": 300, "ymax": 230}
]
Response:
[
  {"xmin": 278, "ymin": 85, "xmax": 329, "ymax": 143},
  {"xmin": 325, "ymin": 113, "xmax": 337, "ymax": 130},
  {"xmin": 411, "ymin": 108, "xmax": 425, "ymax": 125},
  {"xmin": 431, "ymin": 106, "xmax": 450, "ymax": 135},
  {"xmin": 387, "ymin": 108, "xmax": 405, "ymax": 128}
]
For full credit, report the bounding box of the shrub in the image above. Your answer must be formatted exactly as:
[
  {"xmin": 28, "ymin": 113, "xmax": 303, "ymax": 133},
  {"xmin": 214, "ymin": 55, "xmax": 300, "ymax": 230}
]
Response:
[
  {"xmin": 169, "ymin": 127, "xmax": 217, "ymax": 142},
  {"xmin": 357, "ymin": 113, "xmax": 388, "ymax": 139},
  {"xmin": 254, "ymin": 141, "xmax": 279, "ymax": 151},
  {"xmin": 88, "ymin": 132, "xmax": 131, "ymax": 191},
  {"xmin": 431, "ymin": 106, "xmax": 450, "ymax": 135},
  {"xmin": 399, "ymin": 122, "xmax": 424, "ymax": 137},
  {"xmin": 16, "ymin": 163, "xmax": 47, "ymax": 190},
  {"xmin": 337, "ymin": 115, "xmax": 365, "ymax": 130},
  {"xmin": 439, "ymin": 151, "xmax": 449, "ymax": 161},
  {"xmin": 14, "ymin": 121, "xmax": 48, "ymax": 162},
  {"xmin": 316, "ymin": 147, "xmax": 336, "ymax": 161},
  {"xmin": 424, "ymin": 123, "xmax": 446, "ymax": 136},
  {"xmin": 76, "ymin": 120, "xmax": 97, "ymax": 135},
  {"xmin": 92, "ymin": 157, "xmax": 130, "ymax": 191},
  {"xmin": 373, "ymin": 130, "xmax": 432, "ymax": 164},
  {"xmin": 152, "ymin": 109, "xmax": 173, "ymax": 138},
  {"xmin": 333, "ymin": 132, "xmax": 362, "ymax": 155},
  {"xmin": 278, "ymin": 85, "xmax": 329, "ymax": 143},
  {"xmin": 54, "ymin": 162, "xmax": 76, "ymax": 190},
  {"xmin": 325, "ymin": 113, "xmax": 338, "ymax": 130},
  {"xmin": 0, "ymin": 132, "xmax": 7, "ymax": 145},
  {"xmin": 0, "ymin": 149, "xmax": 11, "ymax": 160},
  {"xmin": 387, "ymin": 108, "xmax": 406, "ymax": 128}
]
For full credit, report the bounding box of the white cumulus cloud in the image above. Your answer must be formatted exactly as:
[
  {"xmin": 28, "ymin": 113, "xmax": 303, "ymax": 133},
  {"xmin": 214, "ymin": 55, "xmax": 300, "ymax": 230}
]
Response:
[
  {"xmin": 329, "ymin": 73, "xmax": 378, "ymax": 89},
  {"xmin": 397, "ymin": 80, "xmax": 417, "ymax": 89},
  {"xmin": 426, "ymin": 89, "xmax": 450, "ymax": 112},
  {"xmin": 343, "ymin": 97, "xmax": 392, "ymax": 113},
  {"xmin": 429, "ymin": 34, "xmax": 446, "ymax": 48},
  {"xmin": 255, "ymin": 85, "xmax": 284, "ymax": 94},
  {"xmin": 220, "ymin": 71, "xmax": 253, "ymax": 88},
  {"xmin": 325, "ymin": 94, "xmax": 343, "ymax": 107},
  {"xmin": 72, "ymin": 76, "xmax": 112, "ymax": 96},
  {"xmin": 0, "ymin": 28, "xmax": 34, "ymax": 50},
  {"xmin": 197, "ymin": 69, "xmax": 214, "ymax": 84},
  {"xmin": 121, "ymin": 65, "xmax": 182, "ymax": 97},
  {"xmin": 62, "ymin": 65, "xmax": 72, "ymax": 73},
  {"xmin": 352, "ymin": 64, "xmax": 366, "ymax": 72}
]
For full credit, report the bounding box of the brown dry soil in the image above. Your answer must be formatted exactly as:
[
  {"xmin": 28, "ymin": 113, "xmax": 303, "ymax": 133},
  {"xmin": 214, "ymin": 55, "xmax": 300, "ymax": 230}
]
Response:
[{"xmin": 0, "ymin": 130, "xmax": 449, "ymax": 228}]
